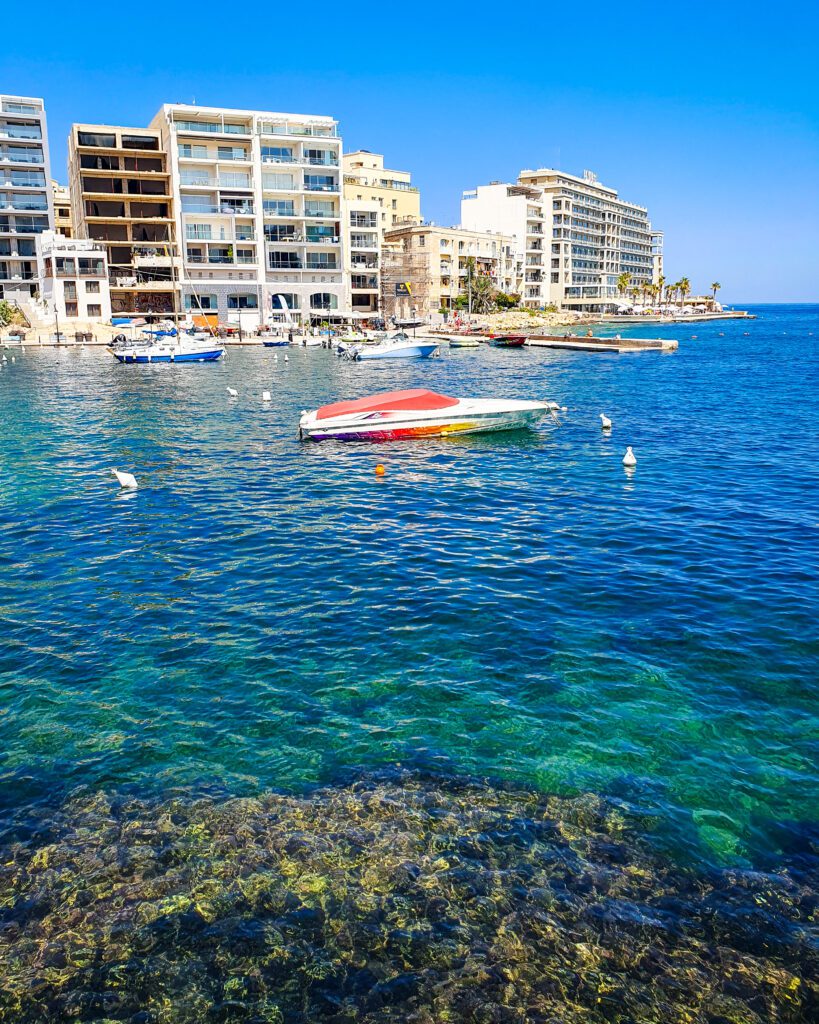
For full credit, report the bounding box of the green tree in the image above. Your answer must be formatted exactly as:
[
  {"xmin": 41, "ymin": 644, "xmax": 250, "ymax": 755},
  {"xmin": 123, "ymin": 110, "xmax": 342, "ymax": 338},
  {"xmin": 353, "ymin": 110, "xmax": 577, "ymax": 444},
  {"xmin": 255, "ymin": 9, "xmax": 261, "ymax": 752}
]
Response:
[
  {"xmin": 617, "ymin": 272, "xmax": 631, "ymax": 298},
  {"xmin": 678, "ymin": 276, "xmax": 691, "ymax": 308},
  {"xmin": 711, "ymin": 281, "xmax": 721, "ymax": 304},
  {"xmin": 658, "ymin": 274, "xmax": 666, "ymax": 306}
]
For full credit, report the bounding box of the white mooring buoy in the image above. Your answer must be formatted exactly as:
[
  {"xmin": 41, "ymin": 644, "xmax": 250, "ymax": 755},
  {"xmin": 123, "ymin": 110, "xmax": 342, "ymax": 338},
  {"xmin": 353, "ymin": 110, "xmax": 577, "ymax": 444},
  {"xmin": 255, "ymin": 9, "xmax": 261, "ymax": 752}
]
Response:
[
  {"xmin": 622, "ymin": 446, "xmax": 637, "ymax": 468},
  {"xmin": 111, "ymin": 469, "xmax": 138, "ymax": 489},
  {"xmin": 262, "ymin": 390, "xmax": 271, "ymax": 402},
  {"xmin": 600, "ymin": 413, "xmax": 612, "ymax": 430},
  {"xmin": 226, "ymin": 387, "xmax": 238, "ymax": 397}
]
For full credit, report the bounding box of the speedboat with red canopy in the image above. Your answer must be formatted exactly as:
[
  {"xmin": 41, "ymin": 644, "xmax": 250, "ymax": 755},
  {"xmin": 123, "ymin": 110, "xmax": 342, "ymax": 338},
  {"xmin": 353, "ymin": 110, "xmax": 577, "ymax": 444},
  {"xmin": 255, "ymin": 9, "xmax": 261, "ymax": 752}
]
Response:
[{"xmin": 298, "ymin": 388, "xmax": 558, "ymax": 442}]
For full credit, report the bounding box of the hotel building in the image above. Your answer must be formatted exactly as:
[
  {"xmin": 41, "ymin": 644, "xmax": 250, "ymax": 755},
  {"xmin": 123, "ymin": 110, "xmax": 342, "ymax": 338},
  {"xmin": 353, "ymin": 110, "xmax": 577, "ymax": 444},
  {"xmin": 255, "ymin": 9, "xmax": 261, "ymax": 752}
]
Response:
[
  {"xmin": 462, "ymin": 168, "xmax": 661, "ymax": 311},
  {"xmin": 68, "ymin": 124, "xmax": 176, "ymax": 316},
  {"xmin": 151, "ymin": 103, "xmax": 344, "ymax": 324},
  {"xmin": 0, "ymin": 95, "xmax": 53, "ymax": 302},
  {"xmin": 382, "ymin": 223, "xmax": 516, "ymax": 320}
]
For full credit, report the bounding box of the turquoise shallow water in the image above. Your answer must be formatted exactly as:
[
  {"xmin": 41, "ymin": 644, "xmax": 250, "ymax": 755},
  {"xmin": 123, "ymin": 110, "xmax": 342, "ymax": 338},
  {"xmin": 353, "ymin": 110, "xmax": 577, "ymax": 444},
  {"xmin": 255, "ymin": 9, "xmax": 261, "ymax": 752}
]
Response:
[{"xmin": 1, "ymin": 305, "xmax": 817, "ymax": 870}]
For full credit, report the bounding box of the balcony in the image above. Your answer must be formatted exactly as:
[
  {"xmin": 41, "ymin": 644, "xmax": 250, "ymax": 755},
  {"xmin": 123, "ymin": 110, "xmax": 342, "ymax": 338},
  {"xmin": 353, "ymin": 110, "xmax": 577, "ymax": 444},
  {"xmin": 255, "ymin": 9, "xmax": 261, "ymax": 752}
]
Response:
[
  {"xmin": 305, "ymin": 261, "xmax": 337, "ymax": 271},
  {"xmin": 174, "ymin": 120, "xmax": 250, "ymax": 136},
  {"xmin": 0, "ymin": 151, "xmax": 43, "ymax": 165},
  {"xmin": 0, "ymin": 127, "xmax": 42, "ymax": 141}
]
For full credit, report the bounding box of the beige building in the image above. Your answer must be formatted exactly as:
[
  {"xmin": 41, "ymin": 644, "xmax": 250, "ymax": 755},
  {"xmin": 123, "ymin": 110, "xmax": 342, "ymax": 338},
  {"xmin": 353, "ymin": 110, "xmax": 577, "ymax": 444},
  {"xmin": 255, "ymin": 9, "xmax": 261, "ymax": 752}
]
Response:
[
  {"xmin": 382, "ymin": 223, "xmax": 516, "ymax": 320},
  {"xmin": 68, "ymin": 124, "xmax": 176, "ymax": 317},
  {"xmin": 52, "ymin": 181, "xmax": 72, "ymax": 237},
  {"xmin": 342, "ymin": 151, "xmax": 420, "ymax": 231}
]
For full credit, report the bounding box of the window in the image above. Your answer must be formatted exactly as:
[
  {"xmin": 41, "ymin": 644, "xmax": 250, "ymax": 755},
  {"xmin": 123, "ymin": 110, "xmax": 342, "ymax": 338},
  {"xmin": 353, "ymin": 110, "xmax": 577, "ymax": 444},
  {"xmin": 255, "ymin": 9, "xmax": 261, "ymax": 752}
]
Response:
[
  {"xmin": 392, "ymin": 199, "xmax": 397, "ymax": 210},
  {"xmin": 269, "ymin": 251, "xmax": 301, "ymax": 269},
  {"xmin": 310, "ymin": 292, "xmax": 338, "ymax": 310},
  {"xmin": 217, "ymin": 146, "xmax": 247, "ymax": 161},
  {"xmin": 265, "ymin": 224, "xmax": 296, "ymax": 242},
  {"xmin": 261, "ymin": 146, "xmax": 293, "ymax": 163},
  {"xmin": 65, "ymin": 302, "xmax": 79, "ymax": 316},
  {"xmin": 77, "ymin": 131, "xmax": 114, "ymax": 147},
  {"xmin": 262, "ymin": 173, "xmax": 295, "ymax": 190},
  {"xmin": 270, "ymin": 293, "xmax": 299, "ymax": 311},
  {"xmin": 184, "ymin": 293, "xmax": 218, "ymax": 311},
  {"xmin": 122, "ymin": 135, "xmax": 158, "ymax": 150},
  {"xmin": 86, "ymin": 304, "xmax": 102, "ymax": 317},
  {"xmin": 304, "ymin": 174, "xmax": 336, "ymax": 192},
  {"xmin": 263, "ymin": 200, "xmax": 294, "ymax": 217},
  {"xmin": 419, "ymin": 236, "xmax": 425, "ymax": 247},
  {"xmin": 227, "ymin": 294, "xmax": 257, "ymax": 309},
  {"xmin": 178, "ymin": 144, "xmax": 208, "ymax": 159},
  {"xmin": 85, "ymin": 280, "xmax": 100, "ymax": 293}
]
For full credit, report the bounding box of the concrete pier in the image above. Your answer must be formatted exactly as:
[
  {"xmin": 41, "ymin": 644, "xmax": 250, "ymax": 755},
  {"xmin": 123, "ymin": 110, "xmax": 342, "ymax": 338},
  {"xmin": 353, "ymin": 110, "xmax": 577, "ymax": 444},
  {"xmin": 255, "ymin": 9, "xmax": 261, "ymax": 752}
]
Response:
[{"xmin": 526, "ymin": 334, "xmax": 678, "ymax": 353}]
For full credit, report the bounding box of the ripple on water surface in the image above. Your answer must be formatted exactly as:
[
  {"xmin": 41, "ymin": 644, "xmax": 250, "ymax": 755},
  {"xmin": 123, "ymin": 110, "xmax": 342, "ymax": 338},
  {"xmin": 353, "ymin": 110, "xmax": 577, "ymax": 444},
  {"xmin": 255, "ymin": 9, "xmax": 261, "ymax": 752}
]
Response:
[{"xmin": 0, "ymin": 307, "xmax": 817, "ymax": 878}]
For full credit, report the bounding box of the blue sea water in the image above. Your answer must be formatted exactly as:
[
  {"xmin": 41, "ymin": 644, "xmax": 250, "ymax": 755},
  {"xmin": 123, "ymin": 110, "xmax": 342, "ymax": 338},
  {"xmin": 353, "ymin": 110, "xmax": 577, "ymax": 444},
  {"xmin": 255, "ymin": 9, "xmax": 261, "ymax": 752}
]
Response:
[{"xmin": 0, "ymin": 304, "xmax": 817, "ymax": 870}]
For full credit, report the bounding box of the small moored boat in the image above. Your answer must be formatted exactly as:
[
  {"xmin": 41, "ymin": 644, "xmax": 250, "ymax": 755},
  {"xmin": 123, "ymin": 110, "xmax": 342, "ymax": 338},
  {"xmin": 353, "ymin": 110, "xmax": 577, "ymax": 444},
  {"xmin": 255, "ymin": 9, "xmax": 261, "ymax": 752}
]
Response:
[
  {"xmin": 299, "ymin": 388, "xmax": 558, "ymax": 441},
  {"xmin": 346, "ymin": 332, "xmax": 439, "ymax": 361},
  {"xmin": 108, "ymin": 329, "xmax": 225, "ymax": 363},
  {"xmin": 488, "ymin": 334, "xmax": 526, "ymax": 348}
]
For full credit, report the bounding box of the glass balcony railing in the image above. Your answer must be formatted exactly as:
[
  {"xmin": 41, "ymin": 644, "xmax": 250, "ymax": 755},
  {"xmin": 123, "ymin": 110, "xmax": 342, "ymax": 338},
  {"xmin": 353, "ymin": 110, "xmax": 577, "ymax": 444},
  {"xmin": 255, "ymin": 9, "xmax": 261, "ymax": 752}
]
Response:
[
  {"xmin": 304, "ymin": 183, "xmax": 338, "ymax": 192},
  {"xmin": 182, "ymin": 204, "xmax": 220, "ymax": 214},
  {"xmin": 0, "ymin": 152, "xmax": 43, "ymax": 164},
  {"xmin": 174, "ymin": 121, "xmax": 249, "ymax": 135},
  {"xmin": 305, "ymin": 261, "xmax": 337, "ymax": 270},
  {"xmin": 0, "ymin": 126, "xmax": 42, "ymax": 140}
]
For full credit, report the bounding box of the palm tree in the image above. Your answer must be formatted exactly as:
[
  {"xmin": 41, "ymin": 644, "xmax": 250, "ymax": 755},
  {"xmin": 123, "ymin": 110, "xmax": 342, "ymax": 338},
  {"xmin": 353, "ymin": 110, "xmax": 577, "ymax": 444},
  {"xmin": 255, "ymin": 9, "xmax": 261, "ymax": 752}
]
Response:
[
  {"xmin": 657, "ymin": 274, "xmax": 666, "ymax": 307},
  {"xmin": 617, "ymin": 272, "xmax": 631, "ymax": 298},
  {"xmin": 711, "ymin": 281, "xmax": 721, "ymax": 307},
  {"xmin": 678, "ymin": 277, "xmax": 690, "ymax": 308}
]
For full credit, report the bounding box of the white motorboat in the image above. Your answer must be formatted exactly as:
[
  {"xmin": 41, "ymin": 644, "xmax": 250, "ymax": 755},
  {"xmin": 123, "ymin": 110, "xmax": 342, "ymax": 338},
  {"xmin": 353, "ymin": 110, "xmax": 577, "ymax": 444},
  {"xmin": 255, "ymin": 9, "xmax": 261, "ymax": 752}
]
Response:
[
  {"xmin": 299, "ymin": 388, "xmax": 558, "ymax": 441},
  {"xmin": 344, "ymin": 332, "xmax": 439, "ymax": 361}
]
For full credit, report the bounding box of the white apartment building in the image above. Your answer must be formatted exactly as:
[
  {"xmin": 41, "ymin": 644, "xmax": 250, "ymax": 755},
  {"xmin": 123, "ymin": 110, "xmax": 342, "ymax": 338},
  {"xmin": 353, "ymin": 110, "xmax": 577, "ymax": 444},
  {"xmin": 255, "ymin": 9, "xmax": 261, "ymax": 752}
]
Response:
[
  {"xmin": 345, "ymin": 198, "xmax": 380, "ymax": 315},
  {"xmin": 150, "ymin": 104, "xmax": 345, "ymax": 325},
  {"xmin": 0, "ymin": 95, "xmax": 54, "ymax": 302},
  {"xmin": 462, "ymin": 168, "xmax": 661, "ymax": 311},
  {"xmin": 460, "ymin": 182, "xmax": 545, "ymax": 307},
  {"xmin": 36, "ymin": 230, "xmax": 111, "ymax": 322}
]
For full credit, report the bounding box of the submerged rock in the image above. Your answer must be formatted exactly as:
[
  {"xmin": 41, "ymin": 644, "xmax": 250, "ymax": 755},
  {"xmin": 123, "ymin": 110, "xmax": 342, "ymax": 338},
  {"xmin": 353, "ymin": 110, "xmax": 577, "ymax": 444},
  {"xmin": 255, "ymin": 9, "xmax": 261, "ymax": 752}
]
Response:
[{"xmin": 0, "ymin": 769, "xmax": 815, "ymax": 1023}]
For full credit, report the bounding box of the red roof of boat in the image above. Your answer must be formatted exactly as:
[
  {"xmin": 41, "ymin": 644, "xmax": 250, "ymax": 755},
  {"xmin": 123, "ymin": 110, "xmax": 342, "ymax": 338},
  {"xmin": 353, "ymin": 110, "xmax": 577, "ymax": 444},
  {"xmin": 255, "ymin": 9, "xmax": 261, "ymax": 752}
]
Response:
[{"xmin": 316, "ymin": 388, "xmax": 459, "ymax": 420}]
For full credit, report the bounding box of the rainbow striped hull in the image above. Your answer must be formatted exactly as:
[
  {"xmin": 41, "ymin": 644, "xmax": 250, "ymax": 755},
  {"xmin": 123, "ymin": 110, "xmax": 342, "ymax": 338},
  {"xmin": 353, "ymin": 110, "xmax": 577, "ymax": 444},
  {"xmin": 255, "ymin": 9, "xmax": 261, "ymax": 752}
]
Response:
[{"xmin": 299, "ymin": 392, "xmax": 555, "ymax": 442}]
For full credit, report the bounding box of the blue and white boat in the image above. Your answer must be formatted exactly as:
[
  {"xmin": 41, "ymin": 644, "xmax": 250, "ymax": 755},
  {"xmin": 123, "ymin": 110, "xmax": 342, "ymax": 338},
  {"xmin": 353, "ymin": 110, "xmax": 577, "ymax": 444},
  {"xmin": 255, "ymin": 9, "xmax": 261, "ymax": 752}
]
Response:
[
  {"xmin": 108, "ymin": 328, "xmax": 225, "ymax": 364},
  {"xmin": 346, "ymin": 332, "xmax": 439, "ymax": 362}
]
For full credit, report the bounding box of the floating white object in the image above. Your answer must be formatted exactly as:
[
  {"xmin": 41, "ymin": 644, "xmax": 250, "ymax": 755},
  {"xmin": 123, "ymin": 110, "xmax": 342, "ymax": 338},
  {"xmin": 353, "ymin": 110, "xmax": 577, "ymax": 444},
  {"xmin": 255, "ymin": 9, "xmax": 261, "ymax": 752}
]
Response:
[
  {"xmin": 600, "ymin": 413, "xmax": 612, "ymax": 430},
  {"xmin": 273, "ymin": 354, "xmax": 278, "ymax": 361},
  {"xmin": 622, "ymin": 446, "xmax": 637, "ymax": 467},
  {"xmin": 284, "ymin": 354, "xmax": 289, "ymax": 362},
  {"xmin": 262, "ymin": 390, "xmax": 271, "ymax": 402},
  {"xmin": 561, "ymin": 406, "xmax": 568, "ymax": 412},
  {"xmin": 112, "ymin": 469, "xmax": 138, "ymax": 489},
  {"xmin": 226, "ymin": 387, "xmax": 238, "ymax": 397}
]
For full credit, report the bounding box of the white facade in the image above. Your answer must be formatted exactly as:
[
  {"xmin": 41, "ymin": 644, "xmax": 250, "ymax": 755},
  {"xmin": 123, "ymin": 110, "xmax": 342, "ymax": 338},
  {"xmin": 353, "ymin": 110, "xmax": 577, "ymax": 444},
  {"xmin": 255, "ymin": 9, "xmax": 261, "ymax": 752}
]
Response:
[
  {"xmin": 462, "ymin": 169, "xmax": 662, "ymax": 311},
  {"xmin": 151, "ymin": 104, "xmax": 346, "ymax": 325},
  {"xmin": 36, "ymin": 230, "xmax": 111, "ymax": 322},
  {"xmin": 0, "ymin": 95, "xmax": 54, "ymax": 302},
  {"xmin": 461, "ymin": 183, "xmax": 545, "ymax": 307},
  {"xmin": 344, "ymin": 198, "xmax": 380, "ymax": 315}
]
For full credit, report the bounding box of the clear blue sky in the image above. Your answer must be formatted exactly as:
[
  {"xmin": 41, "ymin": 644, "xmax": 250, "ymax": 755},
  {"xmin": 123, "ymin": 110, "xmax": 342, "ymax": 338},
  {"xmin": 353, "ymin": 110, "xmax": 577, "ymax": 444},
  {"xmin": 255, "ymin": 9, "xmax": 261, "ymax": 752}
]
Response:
[{"xmin": 7, "ymin": 1, "xmax": 818, "ymax": 302}]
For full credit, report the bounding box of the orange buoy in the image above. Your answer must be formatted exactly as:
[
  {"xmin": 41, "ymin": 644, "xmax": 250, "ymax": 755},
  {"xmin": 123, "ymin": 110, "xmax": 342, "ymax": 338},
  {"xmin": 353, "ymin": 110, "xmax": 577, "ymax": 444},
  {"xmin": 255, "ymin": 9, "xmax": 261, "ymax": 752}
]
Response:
[{"xmin": 375, "ymin": 464, "xmax": 386, "ymax": 476}]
